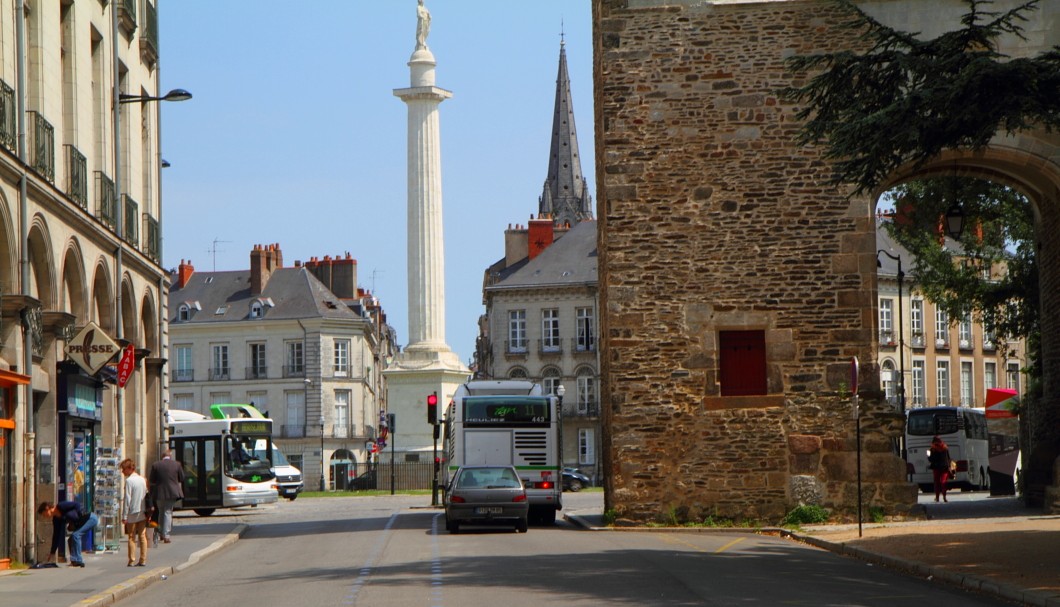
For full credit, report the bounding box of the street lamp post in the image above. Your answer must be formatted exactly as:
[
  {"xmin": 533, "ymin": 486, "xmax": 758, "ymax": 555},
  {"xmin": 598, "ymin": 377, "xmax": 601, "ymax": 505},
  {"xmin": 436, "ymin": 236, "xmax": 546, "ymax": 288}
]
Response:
[
  {"xmin": 110, "ymin": 14, "xmax": 191, "ymax": 457},
  {"xmin": 319, "ymin": 414, "xmax": 326, "ymax": 492},
  {"xmin": 877, "ymin": 249, "xmax": 906, "ymax": 416}
]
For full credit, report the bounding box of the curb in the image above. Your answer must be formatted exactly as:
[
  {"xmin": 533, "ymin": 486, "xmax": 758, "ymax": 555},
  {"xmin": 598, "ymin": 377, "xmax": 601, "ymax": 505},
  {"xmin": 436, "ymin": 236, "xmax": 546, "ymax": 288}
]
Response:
[
  {"xmin": 71, "ymin": 524, "xmax": 248, "ymax": 607},
  {"xmin": 565, "ymin": 513, "xmax": 1060, "ymax": 607}
]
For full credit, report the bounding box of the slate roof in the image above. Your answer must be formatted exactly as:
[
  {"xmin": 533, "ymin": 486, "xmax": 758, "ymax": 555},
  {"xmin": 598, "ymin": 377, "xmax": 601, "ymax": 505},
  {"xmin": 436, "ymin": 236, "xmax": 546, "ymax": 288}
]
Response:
[
  {"xmin": 487, "ymin": 220, "xmax": 597, "ymax": 291},
  {"xmin": 169, "ymin": 267, "xmax": 362, "ymax": 324}
]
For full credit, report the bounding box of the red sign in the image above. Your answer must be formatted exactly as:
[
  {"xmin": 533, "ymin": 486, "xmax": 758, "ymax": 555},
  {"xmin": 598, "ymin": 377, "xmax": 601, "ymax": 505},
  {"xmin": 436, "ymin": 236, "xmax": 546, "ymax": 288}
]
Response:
[{"xmin": 116, "ymin": 344, "xmax": 136, "ymax": 388}]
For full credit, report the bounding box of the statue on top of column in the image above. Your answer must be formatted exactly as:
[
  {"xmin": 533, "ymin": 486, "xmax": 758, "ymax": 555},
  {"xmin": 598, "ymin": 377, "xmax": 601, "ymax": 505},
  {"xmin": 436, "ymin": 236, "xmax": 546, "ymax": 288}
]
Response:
[{"xmin": 416, "ymin": 0, "xmax": 431, "ymax": 50}]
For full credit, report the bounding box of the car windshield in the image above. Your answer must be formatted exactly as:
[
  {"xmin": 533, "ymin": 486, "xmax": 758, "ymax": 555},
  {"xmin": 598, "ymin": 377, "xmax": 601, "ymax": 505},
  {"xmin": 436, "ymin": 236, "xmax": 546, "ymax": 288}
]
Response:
[{"xmin": 457, "ymin": 468, "xmax": 521, "ymax": 489}]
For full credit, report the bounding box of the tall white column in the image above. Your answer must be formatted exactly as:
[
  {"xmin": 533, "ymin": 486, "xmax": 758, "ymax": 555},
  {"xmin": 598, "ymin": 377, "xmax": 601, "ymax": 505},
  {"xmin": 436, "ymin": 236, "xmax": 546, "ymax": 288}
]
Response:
[
  {"xmin": 394, "ymin": 48, "xmax": 450, "ymax": 351},
  {"xmin": 385, "ymin": 9, "xmax": 468, "ymax": 457}
]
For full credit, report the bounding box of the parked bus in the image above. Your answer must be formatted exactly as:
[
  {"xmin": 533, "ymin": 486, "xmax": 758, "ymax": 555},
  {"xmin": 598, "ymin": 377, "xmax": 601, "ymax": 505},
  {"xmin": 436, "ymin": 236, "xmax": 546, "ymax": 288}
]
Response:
[
  {"xmin": 443, "ymin": 380, "xmax": 563, "ymax": 524},
  {"xmin": 905, "ymin": 406, "xmax": 990, "ymax": 493},
  {"xmin": 167, "ymin": 407, "xmax": 279, "ymax": 515}
]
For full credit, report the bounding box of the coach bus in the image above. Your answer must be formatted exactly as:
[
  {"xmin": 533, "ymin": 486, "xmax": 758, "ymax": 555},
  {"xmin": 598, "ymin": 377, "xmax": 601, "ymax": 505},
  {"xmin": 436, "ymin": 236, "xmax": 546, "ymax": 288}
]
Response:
[
  {"xmin": 905, "ymin": 406, "xmax": 990, "ymax": 493},
  {"xmin": 443, "ymin": 380, "xmax": 563, "ymax": 524},
  {"xmin": 167, "ymin": 407, "xmax": 279, "ymax": 515}
]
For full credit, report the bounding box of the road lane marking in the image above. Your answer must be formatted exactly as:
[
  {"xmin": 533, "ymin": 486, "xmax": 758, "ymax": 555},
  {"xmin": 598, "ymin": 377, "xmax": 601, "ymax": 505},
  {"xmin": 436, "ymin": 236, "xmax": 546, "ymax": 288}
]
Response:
[
  {"xmin": 430, "ymin": 513, "xmax": 444, "ymax": 607},
  {"xmin": 344, "ymin": 511, "xmax": 398, "ymax": 605},
  {"xmin": 659, "ymin": 534, "xmax": 747, "ymax": 554}
]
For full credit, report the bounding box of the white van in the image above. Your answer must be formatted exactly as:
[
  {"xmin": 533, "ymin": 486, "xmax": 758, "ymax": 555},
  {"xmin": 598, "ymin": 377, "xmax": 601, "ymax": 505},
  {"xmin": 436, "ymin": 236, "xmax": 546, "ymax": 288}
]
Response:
[{"xmin": 253, "ymin": 441, "xmax": 303, "ymax": 500}]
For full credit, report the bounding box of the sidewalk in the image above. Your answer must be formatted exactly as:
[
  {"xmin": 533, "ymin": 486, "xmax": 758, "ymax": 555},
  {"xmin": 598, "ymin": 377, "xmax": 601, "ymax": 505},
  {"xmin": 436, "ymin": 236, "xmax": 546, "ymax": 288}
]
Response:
[
  {"xmin": 564, "ymin": 504, "xmax": 1060, "ymax": 607},
  {"xmin": 0, "ymin": 520, "xmax": 245, "ymax": 607}
]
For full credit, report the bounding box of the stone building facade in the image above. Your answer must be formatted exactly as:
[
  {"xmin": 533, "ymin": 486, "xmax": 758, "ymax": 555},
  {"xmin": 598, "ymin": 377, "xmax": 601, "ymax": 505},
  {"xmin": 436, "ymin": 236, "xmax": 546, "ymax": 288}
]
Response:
[
  {"xmin": 1, "ymin": 0, "xmax": 173, "ymax": 562},
  {"xmin": 593, "ymin": 0, "xmax": 1060, "ymax": 520}
]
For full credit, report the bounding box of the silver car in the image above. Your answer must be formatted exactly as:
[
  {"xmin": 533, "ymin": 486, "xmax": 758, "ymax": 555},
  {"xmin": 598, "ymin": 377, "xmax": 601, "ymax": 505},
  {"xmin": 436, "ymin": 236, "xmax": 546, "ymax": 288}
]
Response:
[{"xmin": 445, "ymin": 466, "xmax": 529, "ymax": 533}]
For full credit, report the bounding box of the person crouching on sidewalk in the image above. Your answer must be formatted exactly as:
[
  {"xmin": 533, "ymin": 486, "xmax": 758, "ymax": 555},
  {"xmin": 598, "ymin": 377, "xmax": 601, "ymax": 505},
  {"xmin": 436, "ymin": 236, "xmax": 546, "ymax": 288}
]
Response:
[
  {"xmin": 120, "ymin": 458, "xmax": 149, "ymax": 566},
  {"xmin": 37, "ymin": 501, "xmax": 97, "ymax": 567}
]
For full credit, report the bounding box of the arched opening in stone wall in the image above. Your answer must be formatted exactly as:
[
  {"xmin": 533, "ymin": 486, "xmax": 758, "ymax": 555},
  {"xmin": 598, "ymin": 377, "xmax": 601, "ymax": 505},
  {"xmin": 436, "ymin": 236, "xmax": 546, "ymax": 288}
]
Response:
[
  {"xmin": 61, "ymin": 243, "xmax": 88, "ymax": 321},
  {"xmin": 90, "ymin": 261, "xmax": 114, "ymax": 333},
  {"xmin": 872, "ymin": 147, "xmax": 1060, "ymax": 506}
]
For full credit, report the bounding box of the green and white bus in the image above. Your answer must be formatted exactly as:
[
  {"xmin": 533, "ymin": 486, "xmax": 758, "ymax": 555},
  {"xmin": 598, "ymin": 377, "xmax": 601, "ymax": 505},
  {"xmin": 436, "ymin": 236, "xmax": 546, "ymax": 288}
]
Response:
[
  {"xmin": 167, "ymin": 407, "xmax": 279, "ymax": 515},
  {"xmin": 443, "ymin": 380, "xmax": 563, "ymax": 524}
]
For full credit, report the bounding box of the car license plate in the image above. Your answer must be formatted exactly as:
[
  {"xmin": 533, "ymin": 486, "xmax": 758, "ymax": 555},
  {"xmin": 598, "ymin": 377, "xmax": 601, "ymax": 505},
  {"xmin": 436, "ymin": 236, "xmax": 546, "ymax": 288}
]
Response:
[{"xmin": 475, "ymin": 507, "xmax": 502, "ymax": 515}]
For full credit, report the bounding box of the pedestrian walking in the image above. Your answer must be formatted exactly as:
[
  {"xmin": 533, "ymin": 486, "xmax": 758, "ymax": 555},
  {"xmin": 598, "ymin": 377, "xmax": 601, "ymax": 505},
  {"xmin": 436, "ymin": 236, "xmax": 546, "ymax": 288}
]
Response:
[
  {"xmin": 120, "ymin": 458, "xmax": 150, "ymax": 566},
  {"xmin": 37, "ymin": 500, "xmax": 98, "ymax": 567},
  {"xmin": 148, "ymin": 449, "xmax": 184, "ymax": 543},
  {"xmin": 928, "ymin": 435, "xmax": 952, "ymax": 502}
]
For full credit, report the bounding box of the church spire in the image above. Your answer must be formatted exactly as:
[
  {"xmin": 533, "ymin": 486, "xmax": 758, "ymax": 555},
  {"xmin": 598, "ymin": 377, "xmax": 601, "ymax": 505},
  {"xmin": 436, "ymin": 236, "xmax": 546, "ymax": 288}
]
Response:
[{"xmin": 539, "ymin": 38, "xmax": 591, "ymax": 227}]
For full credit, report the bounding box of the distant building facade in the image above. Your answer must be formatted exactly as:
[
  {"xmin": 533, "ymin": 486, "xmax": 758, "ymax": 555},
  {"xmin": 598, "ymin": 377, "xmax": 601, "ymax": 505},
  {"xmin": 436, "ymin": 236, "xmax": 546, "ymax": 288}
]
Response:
[
  {"xmin": 876, "ymin": 221, "xmax": 1026, "ymax": 411},
  {"xmin": 474, "ymin": 40, "xmax": 600, "ymax": 479},
  {"xmin": 169, "ymin": 245, "xmax": 395, "ymax": 491},
  {"xmin": 478, "ymin": 219, "xmax": 601, "ymax": 480}
]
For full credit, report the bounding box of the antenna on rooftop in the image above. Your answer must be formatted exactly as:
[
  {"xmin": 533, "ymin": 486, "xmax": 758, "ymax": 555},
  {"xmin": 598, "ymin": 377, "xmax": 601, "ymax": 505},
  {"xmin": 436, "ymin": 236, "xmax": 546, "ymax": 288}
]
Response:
[
  {"xmin": 207, "ymin": 237, "xmax": 232, "ymax": 271},
  {"xmin": 370, "ymin": 269, "xmax": 384, "ymax": 293}
]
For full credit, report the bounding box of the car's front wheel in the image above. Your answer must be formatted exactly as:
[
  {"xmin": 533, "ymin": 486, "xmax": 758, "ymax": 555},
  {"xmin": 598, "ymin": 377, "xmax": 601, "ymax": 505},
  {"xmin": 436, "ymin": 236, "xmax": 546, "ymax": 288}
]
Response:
[{"xmin": 567, "ymin": 479, "xmax": 583, "ymax": 492}]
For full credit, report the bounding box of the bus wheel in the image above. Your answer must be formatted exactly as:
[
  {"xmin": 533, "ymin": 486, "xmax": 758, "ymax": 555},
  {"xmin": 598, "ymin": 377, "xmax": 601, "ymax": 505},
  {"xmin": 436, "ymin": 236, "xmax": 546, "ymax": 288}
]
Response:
[{"xmin": 193, "ymin": 508, "xmax": 216, "ymax": 517}]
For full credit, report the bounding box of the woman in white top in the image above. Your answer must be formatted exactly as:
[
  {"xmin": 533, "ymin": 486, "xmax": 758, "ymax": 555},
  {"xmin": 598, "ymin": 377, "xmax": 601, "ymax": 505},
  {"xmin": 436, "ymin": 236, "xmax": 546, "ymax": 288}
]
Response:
[{"xmin": 120, "ymin": 458, "xmax": 149, "ymax": 566}]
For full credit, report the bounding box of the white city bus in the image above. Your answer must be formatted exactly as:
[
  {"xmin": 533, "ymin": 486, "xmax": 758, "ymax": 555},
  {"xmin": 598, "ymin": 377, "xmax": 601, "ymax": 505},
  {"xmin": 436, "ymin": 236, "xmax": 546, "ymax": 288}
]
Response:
[
  {"xmin": 167, "ymin": 408, "xmax": 279, "ymax": 515},
  {"xmin": 905, "ymin": 406, "xmax": 990, "ymax": 493},
  {"xmin": 443, "ymin": 380, "xmax": 563, "ymax": 524}
]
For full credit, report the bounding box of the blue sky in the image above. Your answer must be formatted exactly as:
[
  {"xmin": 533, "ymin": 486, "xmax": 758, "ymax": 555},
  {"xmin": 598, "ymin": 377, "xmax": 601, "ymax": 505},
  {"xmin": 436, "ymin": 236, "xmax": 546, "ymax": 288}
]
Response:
[{"xmin": 159, "ymin": 2, "xmax": 595, "ymax": 364}]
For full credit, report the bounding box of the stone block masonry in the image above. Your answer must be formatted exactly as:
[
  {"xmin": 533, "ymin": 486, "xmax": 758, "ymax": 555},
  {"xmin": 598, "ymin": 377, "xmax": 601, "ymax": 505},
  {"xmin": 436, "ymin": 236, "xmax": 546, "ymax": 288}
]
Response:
[{"xmin": 593, "ymin": 0, "xmax": 917, "ymax": 523}]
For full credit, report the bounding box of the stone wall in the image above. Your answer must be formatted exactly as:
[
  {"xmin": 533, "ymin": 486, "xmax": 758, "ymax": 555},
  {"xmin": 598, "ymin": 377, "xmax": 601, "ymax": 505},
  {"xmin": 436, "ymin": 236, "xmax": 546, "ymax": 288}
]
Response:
[{"xmin": 593, "ymin": 0, "xmax": 918, "ymax": 522}]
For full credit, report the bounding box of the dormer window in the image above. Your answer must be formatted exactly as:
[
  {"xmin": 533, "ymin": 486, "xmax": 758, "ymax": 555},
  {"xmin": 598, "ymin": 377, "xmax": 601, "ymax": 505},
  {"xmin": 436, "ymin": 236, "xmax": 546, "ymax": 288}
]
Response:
[
  {"xmin": 177, "ymin": 301, "xmax": 201, "ymax": 322},
  {"xmin": 249, "ymin": 297, "xmax": 275, "ymax": 319}
]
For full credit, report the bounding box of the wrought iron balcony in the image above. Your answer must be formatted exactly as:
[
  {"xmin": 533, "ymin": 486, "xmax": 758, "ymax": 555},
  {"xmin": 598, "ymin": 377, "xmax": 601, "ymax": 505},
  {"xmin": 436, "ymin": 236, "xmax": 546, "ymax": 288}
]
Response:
[
  {"xmin": 95, "ymin": 172, "xmax": 117, "ymax": 230},
  {"xmin": 208, "ymin": 367, "xmax": 230, "ymax": 381},
  {"xmin": 246, "ymin": 366, "xmax": 268, "ymax": 380},
  {"xmin": 538, "ymin": 338, "xmax": 562, "ymax": 356},
  {"xmin": 140, "ymin": 2, "xmax": 158, "ymax": 64},
  {"xmin": 563, "ymin": 402, "xmax": 600, "ymax": 418},
  {"xmin": 118, "ymin": 0, "xmax": 137, "ymax": 35},
  {"xmin": 28, "ymin": 111, "xmax": 55, "ymax": 183},
  {"xmin": 143, "ymin": 214, "xmax": 160, "ymax": 262},
  {"xmin": 122, "ymin": 194, "xmax": 139, "ymax": 246},
  {"xmin": 505, "ymin": 340, "xmax": 528, "ymax": 356},
  {"xmin": 910, "ymin": 334, "xmax": 926, "ymax": 348},
  {"xmin": 571, "ymin": 337, "xmax": 596, "ymax": 354},
  {"xmin": 283, "ymin": 365, "xmax": 306, "ymax": 378},
  {"xmin": 171, "ymin": 369, "xmax": 194, "ymax": 382},
  {"xmin": 65, "ymin": 145, "xmax": 88, "ymax": 209},
  {"xmin": 0, "ymin": 79, "xmax": 14, "ymax": 151},
  {"xmin": 282, "ymin": 425, "xmax": 306, "ymax": 438}
]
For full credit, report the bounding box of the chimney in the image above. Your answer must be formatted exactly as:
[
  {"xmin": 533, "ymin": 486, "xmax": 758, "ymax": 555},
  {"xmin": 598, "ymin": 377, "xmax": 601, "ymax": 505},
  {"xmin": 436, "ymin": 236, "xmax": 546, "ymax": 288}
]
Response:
[
  {"xmin": 177, "ymin": 259, "xmax": 194, "ymax": 289},
  {"xmin": 528, "ymin": 214, "xmax": 555, "ymax": 260},
  {"xmin": 330, "ymin": 252, "xmax": 357, "ymax": 299},
  {"xmin": 250, "ymin": 244, "xmax": 270, "ymax": 295},
  {"xmin": 505, "ymin": 223, "xmax": 528, "ymax": 267}
]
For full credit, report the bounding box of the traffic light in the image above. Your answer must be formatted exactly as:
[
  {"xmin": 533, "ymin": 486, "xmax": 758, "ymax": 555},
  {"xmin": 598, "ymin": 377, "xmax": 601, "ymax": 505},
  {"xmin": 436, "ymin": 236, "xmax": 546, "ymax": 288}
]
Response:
[{"xmin": 427, "ymin": 391, "xmax": 438, "ymax": 424}]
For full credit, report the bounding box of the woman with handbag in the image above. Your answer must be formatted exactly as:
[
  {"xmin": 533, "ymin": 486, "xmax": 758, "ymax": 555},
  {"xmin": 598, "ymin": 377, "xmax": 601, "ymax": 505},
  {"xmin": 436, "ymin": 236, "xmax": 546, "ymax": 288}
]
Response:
[
  {"xmin": 37, "ymin": 500, "xmax": 97, "ymax": 567},
  {"xmin": 927, "ymin": 435, "xmax": 953, "ymax": 503},
  {"xmin": 120, "ymin": 458, "xmax": 150, "ymax": 566}
]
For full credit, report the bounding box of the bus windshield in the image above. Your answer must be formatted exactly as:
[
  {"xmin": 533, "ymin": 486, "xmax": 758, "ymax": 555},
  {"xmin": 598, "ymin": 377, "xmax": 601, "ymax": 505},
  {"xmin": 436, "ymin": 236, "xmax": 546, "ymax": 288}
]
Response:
[
  {"xmin": 463, "ymin": 397, "xmax": 551, "ymax": 424},
  {"xmin": 907, "ymin": 409, "xmax": 960, "ymax": 436},
  {"xmin": 225, "ymin": 434, "xmax": 273, "ymax": 482}
]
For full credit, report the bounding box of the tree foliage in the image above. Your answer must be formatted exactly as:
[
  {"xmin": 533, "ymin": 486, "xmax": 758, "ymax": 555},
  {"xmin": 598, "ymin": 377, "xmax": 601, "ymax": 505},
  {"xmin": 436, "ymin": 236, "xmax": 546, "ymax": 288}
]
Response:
[
  {"xmin": 782, "ymin": 0, "xmax": 1060, "ymax": 195},
  {"xmin": 884, "ymin": 178, "xmax": 1037, "ymax": 344}
]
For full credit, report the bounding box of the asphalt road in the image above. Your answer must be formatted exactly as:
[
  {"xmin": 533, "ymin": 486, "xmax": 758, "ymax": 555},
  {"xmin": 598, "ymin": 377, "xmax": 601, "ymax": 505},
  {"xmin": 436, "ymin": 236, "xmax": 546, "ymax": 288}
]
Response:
[{"xmin": 113, "ymin": 493, "xmax": 1012, "ymax": 607}]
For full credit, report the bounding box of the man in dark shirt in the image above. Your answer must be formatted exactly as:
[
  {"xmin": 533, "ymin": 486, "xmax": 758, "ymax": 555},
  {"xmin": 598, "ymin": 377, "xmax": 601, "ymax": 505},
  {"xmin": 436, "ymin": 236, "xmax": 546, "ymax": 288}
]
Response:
[{"xmin": 37, "ymin": 501, "xmax": 97, "ymax": 567}]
